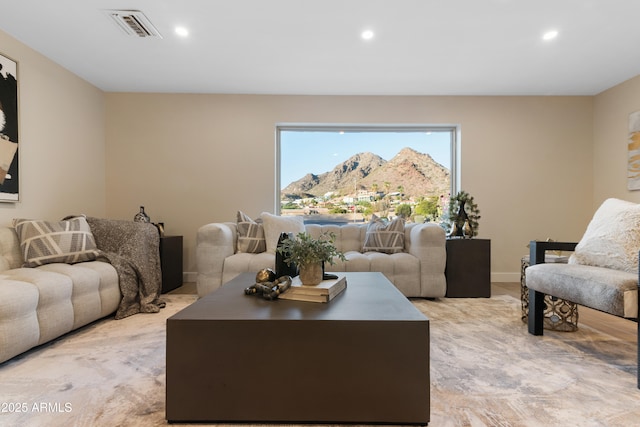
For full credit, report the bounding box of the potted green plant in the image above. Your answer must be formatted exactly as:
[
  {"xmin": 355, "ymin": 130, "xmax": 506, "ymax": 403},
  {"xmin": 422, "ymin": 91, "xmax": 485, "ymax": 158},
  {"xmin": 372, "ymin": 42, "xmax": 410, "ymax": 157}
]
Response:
[{"xmin": 277, "ymin": 231, "xmax": 346, "ymax": 285}]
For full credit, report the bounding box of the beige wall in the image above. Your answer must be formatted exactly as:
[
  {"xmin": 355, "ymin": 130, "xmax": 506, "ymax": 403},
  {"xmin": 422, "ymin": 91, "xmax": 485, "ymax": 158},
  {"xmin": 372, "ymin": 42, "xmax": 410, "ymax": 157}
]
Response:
[
  {"xmin": 105, "ymin": 93, "xmax": 594, "ymax": 281},
  {"xmin": 8, "ymin": 26, "xmax": 637, "ymax": 284},
  {"xmin": 593, "ymin": 74, "xmax": 640, "ymax": 206},
  {"xmin": 0, "ymin": 30, "xmax": 106, "ymax": 227}
]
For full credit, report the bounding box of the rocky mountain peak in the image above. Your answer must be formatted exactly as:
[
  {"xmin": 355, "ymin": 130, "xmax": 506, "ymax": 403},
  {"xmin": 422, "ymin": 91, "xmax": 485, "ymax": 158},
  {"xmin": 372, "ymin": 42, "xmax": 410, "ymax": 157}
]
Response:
[{"xmin": 282, "ymin": 147, "xmax": 450, "ymax": 200}]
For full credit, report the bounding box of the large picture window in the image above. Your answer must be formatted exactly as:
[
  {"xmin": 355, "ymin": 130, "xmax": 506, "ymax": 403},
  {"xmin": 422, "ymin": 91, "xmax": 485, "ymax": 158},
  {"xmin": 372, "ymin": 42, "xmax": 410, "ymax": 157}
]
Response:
[{"xmin": 277, "ymin": 125, "xmax": 457, "ymax": 224}]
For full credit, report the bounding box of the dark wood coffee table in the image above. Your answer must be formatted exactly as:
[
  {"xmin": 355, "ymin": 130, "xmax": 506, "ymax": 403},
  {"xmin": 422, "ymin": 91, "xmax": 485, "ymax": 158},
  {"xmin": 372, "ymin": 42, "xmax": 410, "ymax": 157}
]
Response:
[{"xmin": 166, "ymin": 272, "xmax": 430, "ymax": 425}]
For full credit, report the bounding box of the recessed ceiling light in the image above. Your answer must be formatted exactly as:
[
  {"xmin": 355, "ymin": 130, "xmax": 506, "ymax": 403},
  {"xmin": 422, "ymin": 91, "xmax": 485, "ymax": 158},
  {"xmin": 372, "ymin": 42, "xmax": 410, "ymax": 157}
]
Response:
[
  {"xmin": 542, "ymin": 30, "xmax": 558, "ymax": 41},
  {"xmin": 175, "ymin": 26, "xmax": 189, "ymax": 37},
  {"xmin": 361, "ymin": 30, "xmax": 374, "ymax": 40}
]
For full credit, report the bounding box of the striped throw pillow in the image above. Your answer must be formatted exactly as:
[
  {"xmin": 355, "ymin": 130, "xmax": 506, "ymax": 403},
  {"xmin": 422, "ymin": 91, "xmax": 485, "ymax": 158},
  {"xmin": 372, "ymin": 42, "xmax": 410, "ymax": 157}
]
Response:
[
  {"xmin": 237, "ymin": 211, "xmax": 266, "ymax": 253},
  {"xmin": 13, "ymin": 216, "xmax": 100, "ymax": 267},
  {"xmin": 362, "ymin": 215, "xmax": 405, "ymax": 254}
]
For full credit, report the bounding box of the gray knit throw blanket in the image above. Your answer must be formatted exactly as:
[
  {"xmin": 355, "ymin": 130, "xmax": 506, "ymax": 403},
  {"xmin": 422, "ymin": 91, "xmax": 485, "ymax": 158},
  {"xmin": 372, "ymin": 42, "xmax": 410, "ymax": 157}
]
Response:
[{"xmin": 86, "ymin": 217, "xmax": 164, "ymax": 319}]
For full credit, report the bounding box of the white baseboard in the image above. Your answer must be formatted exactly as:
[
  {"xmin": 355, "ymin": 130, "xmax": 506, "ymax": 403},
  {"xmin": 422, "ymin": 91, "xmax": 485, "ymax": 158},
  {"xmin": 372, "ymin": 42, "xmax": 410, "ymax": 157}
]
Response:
[
  {"xmin": 183, "ymin": 271, "xmax": 197, "ymax": 284},
  {"xmin": 491, "ymin": 272, "xmax": 521, "ymax": 283}
]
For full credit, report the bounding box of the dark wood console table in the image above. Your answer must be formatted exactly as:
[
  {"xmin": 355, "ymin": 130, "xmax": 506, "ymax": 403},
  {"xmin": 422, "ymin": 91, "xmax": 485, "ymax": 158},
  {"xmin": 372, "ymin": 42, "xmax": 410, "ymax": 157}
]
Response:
[
  {"xmin": 445, "ymin": 238, "xmax": 491, "ymax": 298},
  {"xmin": 160, "ymin": 235, "xmax": 183, "ymax": 293}
]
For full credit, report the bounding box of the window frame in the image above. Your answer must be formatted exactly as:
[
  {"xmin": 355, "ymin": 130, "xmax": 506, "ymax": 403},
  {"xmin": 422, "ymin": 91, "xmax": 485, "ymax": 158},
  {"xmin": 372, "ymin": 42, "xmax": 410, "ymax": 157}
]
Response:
[{"xmin": 275, "ymin": 123, "xmax": 460, "ymax": 215}]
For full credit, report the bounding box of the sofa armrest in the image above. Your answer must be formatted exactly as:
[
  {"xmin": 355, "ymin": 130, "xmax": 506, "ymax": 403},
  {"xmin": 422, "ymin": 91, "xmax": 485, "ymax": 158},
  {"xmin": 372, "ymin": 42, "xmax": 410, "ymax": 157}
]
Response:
[
  {"xmin": 196, "ymin": 222, "xmax": 236, "ymax": 297},
  {"xmin": 529, "ymin": 240, "xmax": 577, "ymax": 266},
  {"xmin": 407, "ymin": 222, "xmax": 446, "ymax": 253},
  {"xmin": 407, "ymin": 223, "xmax": 447, "ymax": 297}
]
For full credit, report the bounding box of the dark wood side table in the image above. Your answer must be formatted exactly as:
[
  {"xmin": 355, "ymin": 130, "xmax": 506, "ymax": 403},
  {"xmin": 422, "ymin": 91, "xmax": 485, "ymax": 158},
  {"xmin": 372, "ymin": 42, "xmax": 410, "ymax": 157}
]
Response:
[
  {"xmin": 445, "ymin": 238, "xmax": 491, "ymax": 297},
  {"xmin": 160, "ymin": 235, "xmax": 183, "ymax": 293}
]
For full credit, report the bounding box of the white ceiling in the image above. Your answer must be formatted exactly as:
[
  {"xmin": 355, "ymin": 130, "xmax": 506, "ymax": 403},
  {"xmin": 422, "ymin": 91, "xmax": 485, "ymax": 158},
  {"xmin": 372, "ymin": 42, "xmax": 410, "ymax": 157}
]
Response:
[{"xmin": 1, "ymin": 0, "xmax": 639, "ymax": 96}]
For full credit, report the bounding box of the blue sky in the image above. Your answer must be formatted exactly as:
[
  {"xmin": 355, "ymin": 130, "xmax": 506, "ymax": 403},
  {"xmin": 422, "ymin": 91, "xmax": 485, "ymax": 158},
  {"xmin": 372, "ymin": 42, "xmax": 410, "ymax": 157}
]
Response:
[{"xmin": 279, "ymin": 130, "xmax": 452, "ymax": 189}]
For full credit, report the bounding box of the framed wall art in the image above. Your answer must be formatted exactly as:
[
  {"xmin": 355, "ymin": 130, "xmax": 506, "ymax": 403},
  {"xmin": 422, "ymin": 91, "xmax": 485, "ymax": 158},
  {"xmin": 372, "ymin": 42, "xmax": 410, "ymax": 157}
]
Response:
[
  {"xmin": 628, "ymin": 111, "xmax": 640, "ymax": 191},
  {"xmin": 0, "ymin": 52, "xmax": 18, "ymax": 202}
]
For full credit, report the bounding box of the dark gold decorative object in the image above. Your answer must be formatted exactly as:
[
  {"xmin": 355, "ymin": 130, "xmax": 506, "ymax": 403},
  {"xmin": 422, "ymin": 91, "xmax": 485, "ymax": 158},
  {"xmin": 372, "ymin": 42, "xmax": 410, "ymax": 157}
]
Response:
[
  {"xmin": 256, "ymin": 268, "xmax": 276, "ymax": 283},
  {"xmin": 447, "ymin": 222, "xmax": 458, "ymax": 238},
  {"xmin": 154, "ymin": 222, "xmax": 165, "ymax": 237},
  {"xmin": 443, "ymin": 191, "xmax": 480, "ymax": 238},
  {"xmin": 244, "ymin": 275, "xmax": 292, "ymax": 300},
  {"xmin": 462, "ymin": 220, "xmax": 473, "ymax": 238}
]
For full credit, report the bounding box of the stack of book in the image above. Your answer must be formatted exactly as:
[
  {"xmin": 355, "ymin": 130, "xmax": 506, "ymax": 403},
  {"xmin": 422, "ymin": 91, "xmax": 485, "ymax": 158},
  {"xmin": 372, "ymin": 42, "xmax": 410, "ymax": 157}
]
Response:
[{"xmin": 279, "ymin": 274, "xmax": 347, "ymax": 303}]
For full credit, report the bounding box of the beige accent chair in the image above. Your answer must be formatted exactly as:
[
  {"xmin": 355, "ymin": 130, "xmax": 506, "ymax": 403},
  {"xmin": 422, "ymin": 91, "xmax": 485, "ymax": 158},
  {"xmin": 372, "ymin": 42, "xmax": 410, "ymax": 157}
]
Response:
[{"xmin": 525, "ymin": 198, "xmax": 640, "ymax": 388}]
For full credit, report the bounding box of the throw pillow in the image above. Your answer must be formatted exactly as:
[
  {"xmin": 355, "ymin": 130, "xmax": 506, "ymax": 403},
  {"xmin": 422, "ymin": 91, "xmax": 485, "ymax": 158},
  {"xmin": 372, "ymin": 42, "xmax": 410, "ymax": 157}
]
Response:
[
  {"xmin": 13, "ymin": 216, "xmax": 100, "ymax": 267},
  {"xmin": 260, "ymin": 212, "xmax": 305, "ymax": 254},
  {"xmin": 362, "ymin": 215, "xmax": 405, "ymax": 254},
  {"xmin": 236, "ymin": 211, "xmax": 266, "ymax": 254},
  {"xmin": 569, "ymin": 198, "xmax": 640, "ymax": 273}
]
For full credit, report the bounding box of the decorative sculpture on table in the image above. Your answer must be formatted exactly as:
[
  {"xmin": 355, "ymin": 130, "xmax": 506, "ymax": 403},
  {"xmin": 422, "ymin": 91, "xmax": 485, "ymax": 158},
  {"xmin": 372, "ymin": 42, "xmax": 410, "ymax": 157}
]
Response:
[
  {"xmin": 275, "ymin": 232, "xmax": 298, "ymax": 278},
  {"xmin": 133, "ymin": 206, "xmax": 151, "ymax": 223},
  {"xmin": 244, "ymin": 268, "xmax": 292, "ymax": 300},
  {"xmin": 442, "ymin": 191, "xmax": 481, "ymax": 238}
]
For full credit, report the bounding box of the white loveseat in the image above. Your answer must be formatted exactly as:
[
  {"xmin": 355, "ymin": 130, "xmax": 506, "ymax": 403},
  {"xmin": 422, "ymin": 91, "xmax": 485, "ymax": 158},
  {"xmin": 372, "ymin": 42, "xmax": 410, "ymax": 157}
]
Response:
[
  {"xmin": 196, "ymin": 216, "xmax": 447, "ymax": 298},
  {"xmin": 0, "ymin": 224, "xmax": 120, "ymax": 364},
  {"xmin": 0, "ymin": 216, "xmax": 163, "ymax": 365}
]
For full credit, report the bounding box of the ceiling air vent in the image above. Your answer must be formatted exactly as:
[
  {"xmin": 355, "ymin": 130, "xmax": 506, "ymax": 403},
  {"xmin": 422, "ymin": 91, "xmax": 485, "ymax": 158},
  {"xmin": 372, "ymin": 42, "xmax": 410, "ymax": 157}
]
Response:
[{"xmin": 105, "ymin": 9, "xmax": 162, "ymax": 38}]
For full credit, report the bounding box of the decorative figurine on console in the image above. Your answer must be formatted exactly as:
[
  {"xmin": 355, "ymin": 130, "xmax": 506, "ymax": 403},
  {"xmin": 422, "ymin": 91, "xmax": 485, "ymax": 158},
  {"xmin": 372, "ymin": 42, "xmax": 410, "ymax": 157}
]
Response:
[
  {"xmin": 442, "ymin": 191, "xmax": 481, "ymax": 238},
  {"xmin": 244, "ymin": 268, "xmax": 292, "ymax": 300}
]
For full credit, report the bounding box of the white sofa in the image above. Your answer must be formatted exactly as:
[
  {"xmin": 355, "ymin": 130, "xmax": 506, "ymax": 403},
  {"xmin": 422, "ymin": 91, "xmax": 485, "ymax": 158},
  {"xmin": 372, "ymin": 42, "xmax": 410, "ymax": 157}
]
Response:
[
  {"xmin": 196, "ymin": 220, "xmax": 447, "ymax": 298},
  {"xmin": 0, "ymin": 216, "xmax": 163, "ymax": 365},
  {"xmin": 0, "ymin": 226, "xmax": 120, "ymax": 364}
]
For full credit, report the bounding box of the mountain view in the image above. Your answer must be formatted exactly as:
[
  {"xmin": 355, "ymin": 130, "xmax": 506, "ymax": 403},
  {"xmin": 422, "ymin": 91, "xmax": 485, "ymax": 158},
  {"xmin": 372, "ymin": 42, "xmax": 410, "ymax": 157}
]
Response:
[{"xmin": 281, "ymin": 147, "xmax": 450, "ymax": 201}]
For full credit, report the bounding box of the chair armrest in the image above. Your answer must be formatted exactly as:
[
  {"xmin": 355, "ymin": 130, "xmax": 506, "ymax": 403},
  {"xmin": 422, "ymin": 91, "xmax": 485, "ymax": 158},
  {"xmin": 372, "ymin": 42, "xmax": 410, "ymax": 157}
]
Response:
[{"xmin": 529, "ymin": 240, "xmax": 577, "ymax": 265}]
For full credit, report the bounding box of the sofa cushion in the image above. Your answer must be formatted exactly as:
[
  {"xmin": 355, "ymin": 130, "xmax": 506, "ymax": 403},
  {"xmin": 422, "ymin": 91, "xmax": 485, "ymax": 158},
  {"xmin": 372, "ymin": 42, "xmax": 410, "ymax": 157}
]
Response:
[
  {"xmin": 527, "ymin": 262, "xmax": 638, "ymax": 318},
  {"xmin": 306, "ymin": 223, "xmax": 366, "ymax": 253},
  {"xmin": 236, "ymin": 211, "xmax": 266, "ymax": 254},
  {"xmin": 569, "ymin": 198, "xmax": 640, "ymax": 273},
  {"xmin": 222, "ymin": 252, "xmax": 276, "ymax": 285},
  {"xmin": 362, "ymin": 215, "xmax": 405, "ymax": 254},
  {"xmin": 13, "ymin": 217, "xmax": 99, "ymax": 268},
  {"xmin": 260, "ymin": 212, "xmax": 305, "ymax": 254},
  {"xmin": 0, "ymin": 279, "xmax": 40, "ymax": 364},
  {"xmin": 2, "ymin": 267, "xmax": 75, "ymax": 344},
  {"xmin": 37, "ymin": 263, "xmax": 102, "ymax": 329},
  {"xmin": 329, "ymin": 251, "xmax": 421, "ymax": 296},
  {"xmin": 79, "ymin": 261, "xmax": 121, "ymax": 317}
]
